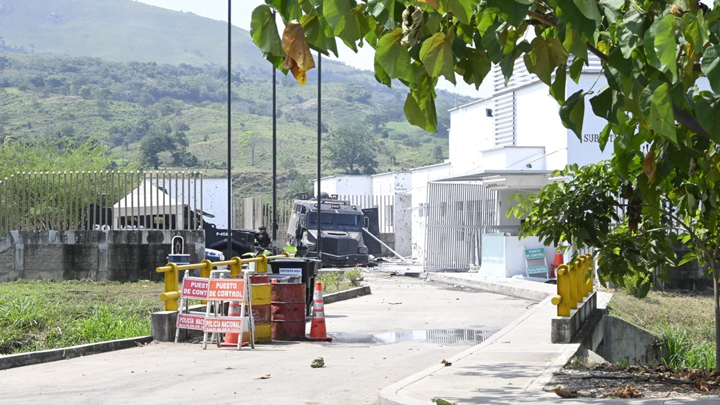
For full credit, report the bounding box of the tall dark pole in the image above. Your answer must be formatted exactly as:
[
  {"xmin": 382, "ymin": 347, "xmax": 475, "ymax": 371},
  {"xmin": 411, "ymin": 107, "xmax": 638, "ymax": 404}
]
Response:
[
  {"xmin": 272, "ymin": 64, "xmax": 277, "ymax": 250},
  {"xmin": 226, "ymin": 0, "xmax": 232, "ymax": 257},
  {"xmin": 316, "ymin": 52, "xmax": 322, "ymax": 259}
]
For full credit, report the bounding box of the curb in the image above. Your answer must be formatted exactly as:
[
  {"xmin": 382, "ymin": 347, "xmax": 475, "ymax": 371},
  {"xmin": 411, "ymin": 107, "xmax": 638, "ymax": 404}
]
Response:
[
  {"xmin": 425, "ymin": 273, "xmax": 553, "ymax": 302},
  {"xmin": 0, "ymin": 336, "xmax": 153, "ymax": 371},
  {"xmin": 323, "ymin": 285, "xmax": 371, "ymax": 304}
]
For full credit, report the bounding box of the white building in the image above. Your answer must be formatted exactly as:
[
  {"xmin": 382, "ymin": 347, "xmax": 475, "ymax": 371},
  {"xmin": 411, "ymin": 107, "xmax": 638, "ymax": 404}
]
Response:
[{"xmin": 320, "ymin": 57, "xmax": 709, "ymax": 275}]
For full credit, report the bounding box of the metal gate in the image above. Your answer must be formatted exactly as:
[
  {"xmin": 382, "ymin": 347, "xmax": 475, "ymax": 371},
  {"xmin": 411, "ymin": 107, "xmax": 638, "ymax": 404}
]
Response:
[{"xmin": 424, "ymin": 182, "xmax": 498, "ymax": 272}]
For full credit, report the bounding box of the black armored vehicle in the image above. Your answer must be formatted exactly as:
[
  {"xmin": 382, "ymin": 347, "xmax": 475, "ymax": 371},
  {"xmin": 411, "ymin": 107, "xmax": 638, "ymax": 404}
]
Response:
[{"xmin": 286, "ymin": 196, "xmax": 380, "ymax": 267}]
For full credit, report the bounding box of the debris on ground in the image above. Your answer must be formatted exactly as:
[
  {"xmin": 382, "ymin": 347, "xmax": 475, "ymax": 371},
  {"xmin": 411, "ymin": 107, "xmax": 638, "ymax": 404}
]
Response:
[
  {"xmin": 311, "ymin": 357, "xmax": 325, "ymax": 368},
  {"xmin": 441, "ymin": 359, "xmax": 452, "ymax": 367},
  {"xmin": 256, "ymin": 374, "xmax": 271, "ymax": 380},
  {"xmin": 604, "ymin": 385, "xmax": 643, "ymax": 398},
  {"xmin": 548, "ymin": 362, "xmax": 720, "ymax": 399},
  {"xmin": 431, "ymin": 398, "xmax": 457, "ymax": 405}
]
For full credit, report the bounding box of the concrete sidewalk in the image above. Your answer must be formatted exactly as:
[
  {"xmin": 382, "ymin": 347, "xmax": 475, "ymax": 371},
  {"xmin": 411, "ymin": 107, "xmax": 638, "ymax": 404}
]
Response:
[{"xmin": 378, "ymin": 272, "xmax": 717, "ymax": 405}]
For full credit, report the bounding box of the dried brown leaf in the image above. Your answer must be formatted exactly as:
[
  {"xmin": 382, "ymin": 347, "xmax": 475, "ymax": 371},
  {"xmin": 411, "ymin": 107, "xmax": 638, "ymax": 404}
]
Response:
[
  {"xmin": 554, "ymin": 386, "xmax": 579, "ymax": 398},
  {"xmin": 281, "ymin": 20, "xmax": 315, "ymax": 86}
]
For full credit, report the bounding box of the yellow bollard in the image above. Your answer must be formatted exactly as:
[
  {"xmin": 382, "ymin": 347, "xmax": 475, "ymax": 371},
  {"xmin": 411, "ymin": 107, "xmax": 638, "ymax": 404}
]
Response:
[
  {"xmin": 555, "ymin": 265, "xmax": 571, "ymax": 316},
  {"xmin": 230, "ymin": 257, "xmax": 242, "ymax": 278},
  {"xmin": 575, "ymin": 259, "xmax": 585, "ymax": 303},
  {"xmin": 584, "ymin": 254, "xmax": 594, "ymax": 293},
  {"xmin": 257, "ymin": 255, "xmax": 268, "ymax": 273},
  {"xmin": 200, "ymin": 259, "xmax": 213, "ymax": 279},
  {"xmin": 579, "ymin": 256, "xmax": 588, "ymax": 297},
  {"xmin": 567, "ymin": 262, "xmax": 578, "ymax": 309},
  {"xmin": 163, "ymin": 262, "xmax": 178, "ymax": 311}
]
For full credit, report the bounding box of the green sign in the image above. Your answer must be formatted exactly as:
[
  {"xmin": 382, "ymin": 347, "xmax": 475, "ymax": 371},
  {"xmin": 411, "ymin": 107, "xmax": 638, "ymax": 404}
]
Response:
[
  {"xmin": 525, "ymin": 248, "xmax": 545, "ymax": 259},
  {"xmin": 526, "ymin": 265, "xmax": 548, "ymax": 275}
]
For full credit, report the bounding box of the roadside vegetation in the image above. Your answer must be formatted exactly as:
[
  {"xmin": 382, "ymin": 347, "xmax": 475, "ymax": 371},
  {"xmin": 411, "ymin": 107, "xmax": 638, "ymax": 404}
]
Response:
[
  {"xmin": 317, "ymin": 268, "xmax": 365, "ymax": 294},
  {"xmin": 0, "ymin": 280, "xmax": 164, "ymax": 355},
  {"xmin": 608, "ymin": 291, "xmax": 715, "ymax": 369}
]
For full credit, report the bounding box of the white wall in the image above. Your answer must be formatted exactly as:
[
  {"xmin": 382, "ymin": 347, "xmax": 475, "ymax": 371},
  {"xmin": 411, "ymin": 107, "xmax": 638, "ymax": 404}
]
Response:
[
  {"xmin": 449, "ymin": 99, "xmax": 493, "ymax": 175},
  {"xmin": 317, "ymin": 176, "xmax": 373, "ymax": 196},
  {"xmin": 480, "ymin": 146, "xmax": 546, "ymax": 171},
  {"xmin": 410, "ymin": 163, "xmax": 452, "ymax": 258},
  {"xmin": 514, "ymin": 83, "xmax": 568, "ymax": 170},
  {"xmin": 566, "ymin": 74, "xmax": 615, "ymax": 167}
]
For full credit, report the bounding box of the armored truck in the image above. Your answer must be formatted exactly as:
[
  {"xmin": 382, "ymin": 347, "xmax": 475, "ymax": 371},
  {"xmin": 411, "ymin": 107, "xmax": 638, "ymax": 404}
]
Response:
[{"xmin": 286, "ymin": 197, "xmax": 378, "ymax": 267}]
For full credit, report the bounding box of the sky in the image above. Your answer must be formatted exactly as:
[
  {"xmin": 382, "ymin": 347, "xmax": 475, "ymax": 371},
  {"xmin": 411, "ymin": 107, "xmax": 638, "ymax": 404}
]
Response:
[{"xmin": 135, "ymin": 0, "xmax": 491, "ymax": 98}]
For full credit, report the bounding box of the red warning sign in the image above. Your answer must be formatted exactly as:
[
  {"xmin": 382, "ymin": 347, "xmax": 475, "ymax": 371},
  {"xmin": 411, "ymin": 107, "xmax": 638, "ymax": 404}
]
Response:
[
  {"xmin": 181, "ymin": 277, "xmax": 209, "ymax": 300},
  {"xmin": 204, "ymin": 316, "xmax": 243, "ymax": 333},
  {"xmin": 177, "ymin": 313, "xmax": 205, "ymax": 331},
  {"xmin": 206, "ymin": 279, "xmax": 245, "ymax": 301}
]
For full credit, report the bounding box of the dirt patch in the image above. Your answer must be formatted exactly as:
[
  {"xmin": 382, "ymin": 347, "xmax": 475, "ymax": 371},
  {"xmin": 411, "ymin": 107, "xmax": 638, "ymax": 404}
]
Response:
[{"xmin": 546, "ymin": 363, "xmax": 720, "ymax": 399}]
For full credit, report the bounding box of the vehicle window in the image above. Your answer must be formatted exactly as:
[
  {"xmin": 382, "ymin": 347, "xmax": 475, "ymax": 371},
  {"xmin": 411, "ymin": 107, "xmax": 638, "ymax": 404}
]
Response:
[
  {"xmin": 334, "ymin": 214, "xmax": 359, "ymax": 226},
  {"xmin": 308, "ymin": 212, "xmax": 333, "ymax": 225}
]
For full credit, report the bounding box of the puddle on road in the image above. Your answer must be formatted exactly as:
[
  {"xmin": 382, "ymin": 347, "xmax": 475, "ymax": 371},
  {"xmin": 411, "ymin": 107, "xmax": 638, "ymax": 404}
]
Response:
[{"xmin": 329, "ymin": 328, "xmax": 497, "ymax": 345}]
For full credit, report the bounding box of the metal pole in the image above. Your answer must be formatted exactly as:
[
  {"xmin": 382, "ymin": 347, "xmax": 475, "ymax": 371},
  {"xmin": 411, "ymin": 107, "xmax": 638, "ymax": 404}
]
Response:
[
  {"xmin": 272, "ymin": 63, "xmax": 277, "ymax": 249},
  {"xmin": 316, "ymin": 52, "xmax": 322, "ymax": 259},
  {"xmin": 227, "ymin": 0, "xmax": 233, "ymax": 256}
]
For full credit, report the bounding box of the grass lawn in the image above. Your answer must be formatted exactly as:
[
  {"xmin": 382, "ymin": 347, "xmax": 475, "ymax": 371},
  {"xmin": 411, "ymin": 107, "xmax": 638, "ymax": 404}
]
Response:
[
  {"xmin": 608, "ymin": 290, "xmax": 716, "ymax": 369},
  {"xmin": 0, "ymin": 280, "xmax": 165, "ymax": 355}
]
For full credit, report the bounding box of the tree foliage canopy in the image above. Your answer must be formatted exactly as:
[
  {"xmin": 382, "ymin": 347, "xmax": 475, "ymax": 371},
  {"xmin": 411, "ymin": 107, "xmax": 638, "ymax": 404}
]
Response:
[
  {"xmin": 251, "ymin": 0, "xmax": 720, "ymax": 369},
  {"xmin": 326, "ymin": 126, "xmax": 380, "ymax": 174}
]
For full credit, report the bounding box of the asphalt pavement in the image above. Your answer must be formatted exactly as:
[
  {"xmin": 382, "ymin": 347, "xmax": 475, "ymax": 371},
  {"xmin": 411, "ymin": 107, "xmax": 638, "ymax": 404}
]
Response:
[{"xmin": 0, "ymin": 272, "xmax": 533, "ymax": 405}]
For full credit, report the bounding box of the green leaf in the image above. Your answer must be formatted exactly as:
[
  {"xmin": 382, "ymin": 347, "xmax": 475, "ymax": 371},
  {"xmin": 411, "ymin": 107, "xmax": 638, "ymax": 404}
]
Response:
[
  {"xmin": 500, "ymin": 41, "xmax": 532, "ymax": 85},
  {"xmin": 550, "ymin": 65, "xmax": 566, "ymax": 103},
  {"xmin": 524, "ymin": 36, "xmax": 569, "ymax": 85},
  {"xmin": 637, "ymin": 279, "xmax": 652, "ymax": 298},
  {"xmin": 456, "ymin": 48, "xmax": 491, "ymax": 90},
  {"xmin": 617, "ymin": 21, "xmax": 638, "ymax": 59},
  {"xmin": 404, "ymin": 72, "xmax": 438, "ymax": 132},
  {"xmin": 486, "ymin": 0, "xmax": 532, "ymax": 27},
  {"xmin": 419, "ymin": 31, "xmax": 456, "ymax": 84},
  {"xmin": 374, "ymin": 59, "xmax": 392, "ymax": 87},
  {"xmin": 323, "ymin": 0, "xmax": 360, "ymax": 51},
  {"xmin": 701, "ymin": 45, "xmax": 720, "ymax": 94},
  {"xmin": 648, "ymin": 83, "xmax": 677, "ymax": 144},
  {"xmin": 302, "ymin": 13, "xmax": 337, "ymax": 56},
  {"xmin": 479, "ymin": 14, "xmax": 504, "ymax": 63},
  {"xmin": 695, "ymin": 92, "xmax": 720, "ymax": 143},
  {"xmin": 447, "ymin": 0, "xmax": 479, "ymax": 25},
  {"xmin": 251, "ymin": 5, "xmax": 285, "ymax": 62},
  {"xmin": 598, "ymin": 123, "xmax": 612, "ymax": 152},
  {"xmin": 572, "ymin": 0, "xmax": 602, "ymax": 22},
  {"xmin": 375, "ymin": 28, "xmax": 415, "ymax": 83},
  {"xmin": 367, "ymin": 0, "xmax": 396, "ymax": 30},
  {"xmin": 562, "ymin": 26, "xmax": 588, "ymax": 61},
  {"xmin": 590, "ymin": 86, "xmax": 624, "ymax": 125},
  {"xmin": 569, "ymin": 56, "xmax": 584, "ymax": 83},
  {"xmin": 654, "ymin": 15, "xmax": 678, "ymax": 83},
  {"xmin": 560, "ymin": 90, "xmax": 585, "ymax": 139},
  {"xmin": 599, "ymin": 0, "xmax": 623, "ymax": 12},
  {"xmin": 680, "ymin": 13, "xmax": 707, "ymax": 55}
]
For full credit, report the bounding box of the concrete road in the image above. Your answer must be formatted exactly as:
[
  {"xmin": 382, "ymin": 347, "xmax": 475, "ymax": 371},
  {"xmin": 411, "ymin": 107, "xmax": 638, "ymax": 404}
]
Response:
[{"xmin": 0, "ymin": 272, "xmax": 534, "ymax": 405}]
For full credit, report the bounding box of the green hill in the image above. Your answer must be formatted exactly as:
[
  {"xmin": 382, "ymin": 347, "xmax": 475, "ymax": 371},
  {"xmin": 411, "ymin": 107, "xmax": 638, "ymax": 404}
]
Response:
[{"xmin": 0, "ymin": 0, "xmax": 477, "ymax": 197}]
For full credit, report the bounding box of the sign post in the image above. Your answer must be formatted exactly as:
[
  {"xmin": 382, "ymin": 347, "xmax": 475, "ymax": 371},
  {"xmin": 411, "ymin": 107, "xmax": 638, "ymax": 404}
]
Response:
[
  {"xmin": 202, "ymin": 271, "xmax": 254, "ymax": 350},
  {"xmin": 174, "ymin": 274, "xmax": 209, "ymax": 343}
]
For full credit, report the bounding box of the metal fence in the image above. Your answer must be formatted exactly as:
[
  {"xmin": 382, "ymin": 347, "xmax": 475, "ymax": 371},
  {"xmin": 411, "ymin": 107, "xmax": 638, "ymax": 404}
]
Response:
[
  {"xmin": 424, "ymin": 182, "xmax": 499, "ymax": 272},
  {"xmin": 0, "ymin": 171, "xmax": 204, "ymax": 235}
]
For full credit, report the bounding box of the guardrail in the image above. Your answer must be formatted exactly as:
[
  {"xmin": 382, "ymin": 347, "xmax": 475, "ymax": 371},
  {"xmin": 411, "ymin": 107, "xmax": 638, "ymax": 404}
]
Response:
[
  {"xmin": 155, "ymin": 253, "xmax": 291, "ymax": 311},
  {"xmin": 551, "ymin": 253, "xmax": 594, "ymax": 317}
]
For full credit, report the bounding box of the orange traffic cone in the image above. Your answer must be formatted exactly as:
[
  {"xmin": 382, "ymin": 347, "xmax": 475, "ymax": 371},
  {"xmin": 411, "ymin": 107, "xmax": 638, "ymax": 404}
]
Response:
[
  {"xmin": 221, "ymin": 301, "xmax": 248, "ymax": 347},
  {"xmin": 550, "ymin": 252, "xmax": 563, "ymax": 278},
  {"xmin": 306, "ymin": 282, "xmax": 332, "ymax": 342}
]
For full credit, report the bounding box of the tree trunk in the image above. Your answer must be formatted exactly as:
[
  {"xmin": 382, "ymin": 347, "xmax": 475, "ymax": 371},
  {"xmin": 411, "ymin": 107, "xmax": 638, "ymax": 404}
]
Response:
[{"xmin": 715, "ymin": 265, "xmax": 720, "ymax": 371}]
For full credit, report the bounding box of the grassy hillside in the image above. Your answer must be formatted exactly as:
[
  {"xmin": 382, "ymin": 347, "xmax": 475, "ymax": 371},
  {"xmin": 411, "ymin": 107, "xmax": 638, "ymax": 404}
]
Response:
[
  {"xmin": 0, "ymin": 0, "xmax": 263, "ymax": 69},
  {"xmin": 0, "ymin": 0, "xmax": 477, "ymax": 197}
]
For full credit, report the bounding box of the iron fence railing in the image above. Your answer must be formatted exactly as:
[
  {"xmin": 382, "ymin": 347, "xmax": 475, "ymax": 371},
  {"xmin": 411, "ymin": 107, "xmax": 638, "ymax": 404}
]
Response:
[{"xmin": 0, "ymin": 171, "xmax": 203, "ymax": 235}]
